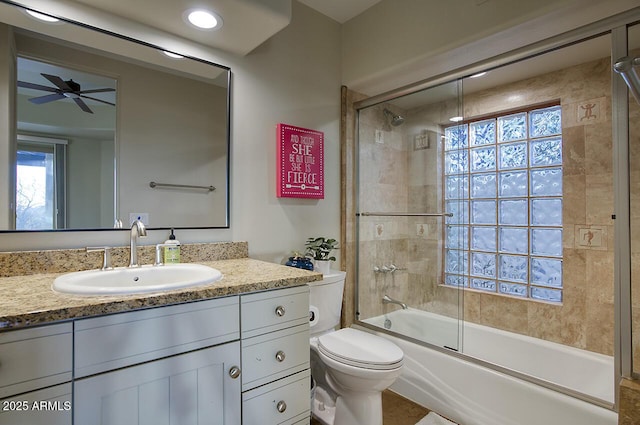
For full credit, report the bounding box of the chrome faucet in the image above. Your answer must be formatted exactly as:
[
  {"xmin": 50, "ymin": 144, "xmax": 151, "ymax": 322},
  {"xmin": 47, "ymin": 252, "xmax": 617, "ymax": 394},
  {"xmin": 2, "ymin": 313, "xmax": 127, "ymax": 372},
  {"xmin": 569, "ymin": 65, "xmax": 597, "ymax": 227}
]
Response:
[
  {"xmin": 383, "ymin": 294, "xmax": 408, "ymax": 310},
  {"xmin": 129, "ymin": 219, "xmax": 147, "ymax": 267}
]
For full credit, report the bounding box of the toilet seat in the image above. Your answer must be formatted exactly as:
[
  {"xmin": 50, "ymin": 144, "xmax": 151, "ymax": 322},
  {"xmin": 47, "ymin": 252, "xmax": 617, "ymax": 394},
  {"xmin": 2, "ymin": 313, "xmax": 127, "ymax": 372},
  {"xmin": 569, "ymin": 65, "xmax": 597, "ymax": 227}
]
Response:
[{"xmin": 317, "ymin": 328, "xmax": 403, "ymax": 370}]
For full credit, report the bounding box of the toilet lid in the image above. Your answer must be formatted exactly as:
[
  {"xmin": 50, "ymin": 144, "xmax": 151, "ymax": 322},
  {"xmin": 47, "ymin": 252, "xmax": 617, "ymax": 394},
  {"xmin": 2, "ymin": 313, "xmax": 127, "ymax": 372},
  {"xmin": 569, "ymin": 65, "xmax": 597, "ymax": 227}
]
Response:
[{"xmin": 317, "ymin": 328, "xmax": 403, "ymax": 370}]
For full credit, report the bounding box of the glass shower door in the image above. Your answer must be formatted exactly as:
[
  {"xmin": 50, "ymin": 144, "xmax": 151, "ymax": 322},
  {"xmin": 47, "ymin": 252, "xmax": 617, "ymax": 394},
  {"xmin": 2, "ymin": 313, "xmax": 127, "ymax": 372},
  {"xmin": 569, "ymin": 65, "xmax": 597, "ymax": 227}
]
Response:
[{"xmin": 355, "ymin": 80, "xmax": 464, "ymax": 351}]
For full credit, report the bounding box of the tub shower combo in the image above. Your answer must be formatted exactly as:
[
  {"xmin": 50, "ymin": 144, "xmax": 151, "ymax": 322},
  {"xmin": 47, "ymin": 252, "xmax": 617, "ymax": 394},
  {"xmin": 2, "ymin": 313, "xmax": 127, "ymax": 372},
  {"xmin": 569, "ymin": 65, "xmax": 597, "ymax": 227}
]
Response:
[{"xmin": 348, "ymin": 18, "xmax": 640, "ymax": 425}]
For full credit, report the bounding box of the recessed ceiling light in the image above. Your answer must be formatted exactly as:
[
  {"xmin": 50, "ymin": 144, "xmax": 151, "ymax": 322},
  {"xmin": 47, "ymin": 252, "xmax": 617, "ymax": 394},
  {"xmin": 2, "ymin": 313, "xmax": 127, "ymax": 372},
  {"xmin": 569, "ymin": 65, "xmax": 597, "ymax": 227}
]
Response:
[
  {"xmin": 449, "ymin": 116, "xmax": 464, "ymax": 122},
  {"xmin": 186, "ymin": 9, "xmax": 222, "ymax": 30},
  {"xmin": 163, "ymin": 51, "xmax": 184, "ymax": 59},
  {"xmin": 469, "ymin": 71, "xmax": 487, "ymax": 79},
  {"xmin": 26, "ymin": 9, "xmax": 60, "ymax": 23}
]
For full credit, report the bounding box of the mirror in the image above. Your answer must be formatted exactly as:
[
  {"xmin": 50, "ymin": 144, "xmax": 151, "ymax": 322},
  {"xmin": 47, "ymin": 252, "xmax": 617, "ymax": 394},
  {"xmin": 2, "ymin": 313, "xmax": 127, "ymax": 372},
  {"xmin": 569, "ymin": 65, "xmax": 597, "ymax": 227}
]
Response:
[{"xmin": 0, "ymin": 1, "xmax": 230, "ymax": 231}]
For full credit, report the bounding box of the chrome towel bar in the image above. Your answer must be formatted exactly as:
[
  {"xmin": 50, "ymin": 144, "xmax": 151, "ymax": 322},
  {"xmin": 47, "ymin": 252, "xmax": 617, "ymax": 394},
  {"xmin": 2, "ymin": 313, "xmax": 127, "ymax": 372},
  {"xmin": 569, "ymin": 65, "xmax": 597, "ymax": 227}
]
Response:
[
  {"xmin": 149, "ymin": 181, "xmax": 216, "ymax": 192},
  {"xmin": 357, "ymin": 212, "xmax": 453, "ymax": 217}
]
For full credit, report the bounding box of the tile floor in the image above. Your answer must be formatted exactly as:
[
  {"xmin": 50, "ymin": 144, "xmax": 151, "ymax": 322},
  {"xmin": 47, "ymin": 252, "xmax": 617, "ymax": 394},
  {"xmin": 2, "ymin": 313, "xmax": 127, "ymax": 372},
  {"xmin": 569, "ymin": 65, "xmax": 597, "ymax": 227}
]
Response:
[{"xmin": 310, "ymin": 390, "xmax": 430, "ymax": 425}]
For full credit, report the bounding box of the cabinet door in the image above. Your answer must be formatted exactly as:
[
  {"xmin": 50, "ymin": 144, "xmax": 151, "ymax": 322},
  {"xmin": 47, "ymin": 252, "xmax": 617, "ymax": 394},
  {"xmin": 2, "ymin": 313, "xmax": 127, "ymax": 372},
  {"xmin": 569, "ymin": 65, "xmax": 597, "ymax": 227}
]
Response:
[
  {"xmin": 0, "ymin": 383, "xmax": 72, "ymax": 425},
  {"xmin": 74, "ymin": 342, "xmax": 241, "ymax": 425}
]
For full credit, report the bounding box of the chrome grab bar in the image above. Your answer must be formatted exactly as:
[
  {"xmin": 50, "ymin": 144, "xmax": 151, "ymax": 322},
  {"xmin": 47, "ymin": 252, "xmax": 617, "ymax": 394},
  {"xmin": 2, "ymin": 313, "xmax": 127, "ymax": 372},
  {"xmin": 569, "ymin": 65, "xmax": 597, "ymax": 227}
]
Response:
[
  {"xmin": 382, "ymin": 295, "xmax": 408, "ymax": 310},
  {"xmin": 150, "ymin": 181, "xmax": 216, "ymax": 192},
  {"xmin": 357, "ymin": 212, "xmax": 453, "ymax": 217}
]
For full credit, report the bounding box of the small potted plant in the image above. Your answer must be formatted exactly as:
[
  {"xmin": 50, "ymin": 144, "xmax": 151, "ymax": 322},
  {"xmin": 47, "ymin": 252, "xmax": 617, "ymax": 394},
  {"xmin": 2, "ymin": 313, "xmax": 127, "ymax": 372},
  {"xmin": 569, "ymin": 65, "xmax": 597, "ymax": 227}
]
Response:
[
  {"xmin": 305, "ymin": 237, "xmax": 338, "ymax": 275},
  {"xmin": 284, "ymin": 251, "xmax": 314, "ymax": 271}
]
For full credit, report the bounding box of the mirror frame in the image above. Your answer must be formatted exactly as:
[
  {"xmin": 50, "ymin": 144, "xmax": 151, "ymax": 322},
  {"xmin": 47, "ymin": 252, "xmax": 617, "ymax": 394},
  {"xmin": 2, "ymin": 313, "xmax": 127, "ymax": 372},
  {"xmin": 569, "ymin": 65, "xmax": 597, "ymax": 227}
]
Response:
[{"xmin": 0, "ymin": 0, "xmax": 232, "ymax": 233}]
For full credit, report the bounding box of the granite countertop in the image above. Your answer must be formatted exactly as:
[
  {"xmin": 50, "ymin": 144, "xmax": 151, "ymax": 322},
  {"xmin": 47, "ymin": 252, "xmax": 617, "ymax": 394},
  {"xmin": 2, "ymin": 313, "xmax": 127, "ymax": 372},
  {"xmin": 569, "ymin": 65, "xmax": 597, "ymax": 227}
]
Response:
[{"xmin": 0, "ymin": 258, "xmax": 322, "ymax": 331}]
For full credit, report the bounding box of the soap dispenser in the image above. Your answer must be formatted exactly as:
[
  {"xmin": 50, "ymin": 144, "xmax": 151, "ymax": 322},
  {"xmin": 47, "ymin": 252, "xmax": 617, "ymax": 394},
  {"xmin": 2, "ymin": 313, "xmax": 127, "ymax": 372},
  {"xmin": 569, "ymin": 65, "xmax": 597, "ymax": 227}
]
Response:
[{"xmin": 163, "ymin": 228, "xmax": 181, "ymax": 264}]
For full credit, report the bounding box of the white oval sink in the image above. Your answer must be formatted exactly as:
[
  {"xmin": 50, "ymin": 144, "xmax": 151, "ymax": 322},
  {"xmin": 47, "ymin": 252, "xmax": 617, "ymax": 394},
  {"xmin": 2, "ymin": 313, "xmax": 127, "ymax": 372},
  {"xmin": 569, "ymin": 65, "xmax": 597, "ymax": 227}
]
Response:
[{"xmin": 53, "ymin": 264, "xmax": 223, "ymax": 296}]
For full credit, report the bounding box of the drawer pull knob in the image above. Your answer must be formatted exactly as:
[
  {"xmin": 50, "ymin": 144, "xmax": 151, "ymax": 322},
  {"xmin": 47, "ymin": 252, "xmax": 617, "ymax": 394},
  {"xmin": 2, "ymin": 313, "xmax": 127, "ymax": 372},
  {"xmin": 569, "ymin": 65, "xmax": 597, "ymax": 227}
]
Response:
[
  {"xmin": 275, "ymin": 350, "xmax": 286, "ymax": 362},
  {"xmin": 275, "ymin": 306, "xmax": 286, "ymax": 317},
  {"xmin": 276, "ymin": 400, "xmax": 287, "ymax": 413},
  {"xmin": 228, "ymin": 366, "xmax": 241, "ymax": 379}
]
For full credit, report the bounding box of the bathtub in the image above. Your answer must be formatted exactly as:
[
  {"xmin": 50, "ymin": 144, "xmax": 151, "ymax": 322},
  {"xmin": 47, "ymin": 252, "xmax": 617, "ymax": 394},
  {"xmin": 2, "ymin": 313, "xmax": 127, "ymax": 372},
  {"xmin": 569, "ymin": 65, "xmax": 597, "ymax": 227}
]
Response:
[{"xmin": 359, "ymin": 309, "xmax": 617, "ymax": 425}]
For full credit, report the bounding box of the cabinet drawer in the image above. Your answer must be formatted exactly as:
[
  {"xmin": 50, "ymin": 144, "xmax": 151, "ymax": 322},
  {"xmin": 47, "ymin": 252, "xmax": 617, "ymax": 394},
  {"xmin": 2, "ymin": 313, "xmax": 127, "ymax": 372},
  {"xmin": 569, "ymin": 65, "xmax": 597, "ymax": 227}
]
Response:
[
  {"xmin": 0, "ymin": 323, "xmax": 72, "ymax": 398},
  {"xmin": 0, "ymin": 383, "xmax": 72, "ymax": 425},
  {"xmin": 241, "ymin": 286, "xmax": 309, "ymax": 338},
  {"xmin": 242, "ymin": 370, "xmax": 310, "ymax": 425},
  {"xmin": 75, "ymin": 296, "xmax": 239, "ymax": 377},
  {"xmin": 242, "ymin": 324, "xmax": 309, "ymax": 391}
]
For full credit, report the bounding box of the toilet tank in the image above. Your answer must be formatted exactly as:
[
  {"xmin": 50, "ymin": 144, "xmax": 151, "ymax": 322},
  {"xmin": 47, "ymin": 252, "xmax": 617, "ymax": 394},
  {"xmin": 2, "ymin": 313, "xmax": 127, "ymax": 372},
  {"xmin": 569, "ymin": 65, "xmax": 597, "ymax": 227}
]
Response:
[{"xmin": 309, "ymin": 270, "xmax": 346, "ymax": 336}]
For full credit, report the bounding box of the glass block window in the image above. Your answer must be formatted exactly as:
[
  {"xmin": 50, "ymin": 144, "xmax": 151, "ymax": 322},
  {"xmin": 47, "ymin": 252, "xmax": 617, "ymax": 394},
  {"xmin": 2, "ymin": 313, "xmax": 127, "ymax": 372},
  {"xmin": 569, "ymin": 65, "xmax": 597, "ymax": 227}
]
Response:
[{"xmin": 443, "ymin": 104, "xmax": 563, "ymax": 303}]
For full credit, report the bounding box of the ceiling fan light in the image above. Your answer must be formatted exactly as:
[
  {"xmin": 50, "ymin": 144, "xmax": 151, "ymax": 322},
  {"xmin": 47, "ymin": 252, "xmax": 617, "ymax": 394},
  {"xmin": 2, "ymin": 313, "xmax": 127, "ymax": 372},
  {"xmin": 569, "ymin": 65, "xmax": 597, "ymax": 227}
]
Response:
[
  {"xmin": 26, "ymin": 10, "xmax": 60, "ymax": 23},
  {"xmin": 186, "ymin": 10, "xmax": 222, "ymax": 30}
]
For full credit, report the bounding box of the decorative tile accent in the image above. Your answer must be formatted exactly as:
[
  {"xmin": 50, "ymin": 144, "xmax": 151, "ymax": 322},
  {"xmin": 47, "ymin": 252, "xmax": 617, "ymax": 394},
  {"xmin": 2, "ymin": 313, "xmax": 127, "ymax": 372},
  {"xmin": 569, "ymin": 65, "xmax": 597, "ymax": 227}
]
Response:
[
  {"xmin": 574, "ymin": 225, "xmax": 607, "ymax": 250},
  {"xmin": 563, "ymin": 97, "xmax": 608, "ymax": 128}
]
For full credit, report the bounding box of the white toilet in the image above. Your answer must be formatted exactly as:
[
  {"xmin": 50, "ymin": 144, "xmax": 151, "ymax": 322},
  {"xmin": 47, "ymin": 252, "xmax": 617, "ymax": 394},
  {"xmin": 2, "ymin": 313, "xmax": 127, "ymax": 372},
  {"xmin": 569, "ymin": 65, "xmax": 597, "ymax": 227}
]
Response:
[{"xmin": 309, "ymin": 270, "xmax": 404, "ymax": 425}]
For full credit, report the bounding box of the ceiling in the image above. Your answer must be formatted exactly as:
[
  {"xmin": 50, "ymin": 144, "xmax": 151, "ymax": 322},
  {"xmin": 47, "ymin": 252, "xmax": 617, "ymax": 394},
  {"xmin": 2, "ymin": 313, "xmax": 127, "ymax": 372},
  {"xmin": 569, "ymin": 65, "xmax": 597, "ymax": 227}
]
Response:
[
  {"xmin": 297, "ymin": 0, "xmax": 382, "ymax": 23},
  {"xmin": 46, "ymin": 0, "xmax": 380, "ymax": 56}
]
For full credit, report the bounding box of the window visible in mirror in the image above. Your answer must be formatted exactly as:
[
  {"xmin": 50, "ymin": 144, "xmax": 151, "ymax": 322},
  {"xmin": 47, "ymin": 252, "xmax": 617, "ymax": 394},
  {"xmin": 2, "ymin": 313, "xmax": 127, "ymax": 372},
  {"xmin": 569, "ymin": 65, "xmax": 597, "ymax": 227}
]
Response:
[{"xmin": 16, "ymin": 137, "xmax": 67, "ymax": 230}]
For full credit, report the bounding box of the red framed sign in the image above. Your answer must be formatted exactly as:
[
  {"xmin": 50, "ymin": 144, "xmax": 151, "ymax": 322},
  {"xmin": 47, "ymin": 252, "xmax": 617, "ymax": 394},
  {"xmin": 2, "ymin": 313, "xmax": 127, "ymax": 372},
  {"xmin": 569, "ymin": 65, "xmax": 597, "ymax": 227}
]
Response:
[{"xmin": 276, "ymin": 123, "xmax": 324, "ymax": 199}]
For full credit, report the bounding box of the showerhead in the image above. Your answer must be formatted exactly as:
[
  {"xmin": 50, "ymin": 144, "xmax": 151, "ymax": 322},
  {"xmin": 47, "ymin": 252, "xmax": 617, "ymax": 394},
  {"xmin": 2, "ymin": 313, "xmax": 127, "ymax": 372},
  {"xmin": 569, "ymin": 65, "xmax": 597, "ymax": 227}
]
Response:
[{"xmin": 383, "ymin": 108, "xmax": 405, "ymax": 126}]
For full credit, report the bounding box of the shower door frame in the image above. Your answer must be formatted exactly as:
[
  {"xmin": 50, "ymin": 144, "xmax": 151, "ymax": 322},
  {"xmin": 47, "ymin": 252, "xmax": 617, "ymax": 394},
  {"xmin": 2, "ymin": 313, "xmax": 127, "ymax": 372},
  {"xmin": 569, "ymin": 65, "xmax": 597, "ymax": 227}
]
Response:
[{"xmin": 350, "ymin": 6, "xmax": 640, "ymax": 411}]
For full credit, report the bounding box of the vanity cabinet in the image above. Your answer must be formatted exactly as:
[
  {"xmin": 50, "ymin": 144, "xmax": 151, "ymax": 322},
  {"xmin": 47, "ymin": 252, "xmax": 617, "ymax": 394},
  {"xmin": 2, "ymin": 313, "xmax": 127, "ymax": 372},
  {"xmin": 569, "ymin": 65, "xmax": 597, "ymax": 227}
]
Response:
[
  {"xmin": 0, "ymin": 283, "xmax": 312, "ymax": 425},
  {"xmin": 72, "ymin": 296, "xmax": 241, "ymax": 424},
  {"xmin": 0, "ymin": 323, "xmax": 73, "ymax": 425},
  {"xmin": 240, "ymin": 285, "xmax": 311, "ymax": 424}
]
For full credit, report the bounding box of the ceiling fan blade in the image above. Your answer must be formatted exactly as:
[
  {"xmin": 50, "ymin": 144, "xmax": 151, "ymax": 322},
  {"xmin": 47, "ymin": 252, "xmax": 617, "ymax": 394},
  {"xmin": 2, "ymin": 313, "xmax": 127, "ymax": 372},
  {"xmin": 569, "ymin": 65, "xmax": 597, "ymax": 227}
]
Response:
[
  {"xmin": 80, "ymin": 94, "xmax": 115, "ymax": 106},
  {"xmin": 79, "ymin": 88, "xmax": 115, "ymax": 94},
  {"xmin": 41, "ymin": 73, "xmax": 72, "ymax": 91},
  {"xmin": 17, "ymin": 81, "xmax": 59, "ymax": 92},
  {"xmin": 73, "ymin": 97, "xmax": 93, "ymax": 114},
  {"xmin": 28, "ymin": 93, "xmax": 66, "ymax": 104}
]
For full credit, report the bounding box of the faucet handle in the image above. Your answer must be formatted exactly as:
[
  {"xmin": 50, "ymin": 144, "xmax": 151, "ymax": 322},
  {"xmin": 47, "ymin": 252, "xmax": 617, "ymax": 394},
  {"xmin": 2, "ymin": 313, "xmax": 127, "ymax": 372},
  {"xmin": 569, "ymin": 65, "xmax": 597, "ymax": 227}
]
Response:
[
  {"xmin": 86, "ymin": 246, "xmax": 113, "ymax": 270},
  {"xmin": 154, "ymin": 243, "xmax": 174, "ymax": 266}
]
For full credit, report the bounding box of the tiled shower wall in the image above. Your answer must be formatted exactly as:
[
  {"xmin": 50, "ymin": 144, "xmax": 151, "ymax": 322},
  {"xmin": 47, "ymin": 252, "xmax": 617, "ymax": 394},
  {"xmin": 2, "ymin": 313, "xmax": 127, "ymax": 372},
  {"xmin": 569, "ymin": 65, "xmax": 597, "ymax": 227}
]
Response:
[{"xmin": 351, "ymin": 53, "xmax": 616, "ymax": 356}]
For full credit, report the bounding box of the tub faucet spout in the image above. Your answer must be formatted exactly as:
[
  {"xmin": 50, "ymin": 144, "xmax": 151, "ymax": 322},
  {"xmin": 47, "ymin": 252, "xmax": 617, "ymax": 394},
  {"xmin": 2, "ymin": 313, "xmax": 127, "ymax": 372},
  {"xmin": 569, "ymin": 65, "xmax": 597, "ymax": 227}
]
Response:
[
  {"xmin": 383, "ymin": 294, "xmax": 408, "ymax": 310},
  {"xmin": 129, "ymin": 219, "xmax": 147, "ymax": 267}
]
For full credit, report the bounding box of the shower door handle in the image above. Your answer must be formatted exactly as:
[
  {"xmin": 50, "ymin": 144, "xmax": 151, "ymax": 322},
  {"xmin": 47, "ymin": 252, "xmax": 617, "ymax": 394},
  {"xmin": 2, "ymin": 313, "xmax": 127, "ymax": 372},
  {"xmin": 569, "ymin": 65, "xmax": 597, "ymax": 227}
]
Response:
[{"xmin": 357, "ymin": 212, "xmax": 453, "ymax": 217}]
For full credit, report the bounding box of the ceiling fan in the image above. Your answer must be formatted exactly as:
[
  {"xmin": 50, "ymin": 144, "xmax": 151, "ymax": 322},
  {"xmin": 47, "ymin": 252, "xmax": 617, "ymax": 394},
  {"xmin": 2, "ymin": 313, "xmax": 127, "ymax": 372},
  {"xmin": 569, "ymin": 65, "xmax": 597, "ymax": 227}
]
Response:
[{"xmin": 17, "ymin": 73, "xmax": 115, "ymax": 114}]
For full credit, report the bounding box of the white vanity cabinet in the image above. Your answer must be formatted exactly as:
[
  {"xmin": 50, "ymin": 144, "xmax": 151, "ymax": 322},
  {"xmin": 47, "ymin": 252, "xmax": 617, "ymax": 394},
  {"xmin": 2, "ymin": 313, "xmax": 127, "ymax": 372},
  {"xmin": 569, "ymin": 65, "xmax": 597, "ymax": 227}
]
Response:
[
  {"xmin": 73, "ymin": 296, "xmax": 242, "ymax": 425},
  {"xmin": 240, "ymin": 285, "xmax": 311, "ymax": 425},
  {"xmin": 0, "ymin": 282, "xmax": 313, "ymax": 425},
  {"xmin": 0, "ymin": 323, "xmax": 73, "ymax": 425}
]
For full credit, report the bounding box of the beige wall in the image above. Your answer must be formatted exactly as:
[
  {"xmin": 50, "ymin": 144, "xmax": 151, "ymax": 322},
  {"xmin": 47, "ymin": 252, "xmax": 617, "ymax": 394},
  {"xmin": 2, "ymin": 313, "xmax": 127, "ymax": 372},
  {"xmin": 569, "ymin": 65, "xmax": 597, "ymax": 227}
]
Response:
[{"xmin": 348, "ymin": 48, "xmax": 616, "ymax": 356}]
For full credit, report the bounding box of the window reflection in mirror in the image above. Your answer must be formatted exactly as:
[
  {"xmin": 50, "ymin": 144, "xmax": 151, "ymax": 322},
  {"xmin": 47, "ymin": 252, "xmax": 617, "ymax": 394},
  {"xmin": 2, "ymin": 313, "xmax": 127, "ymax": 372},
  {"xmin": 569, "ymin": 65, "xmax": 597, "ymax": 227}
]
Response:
[{"xmin": 16, "ymin": 138, "xmax": 60, "ymax": 230}]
